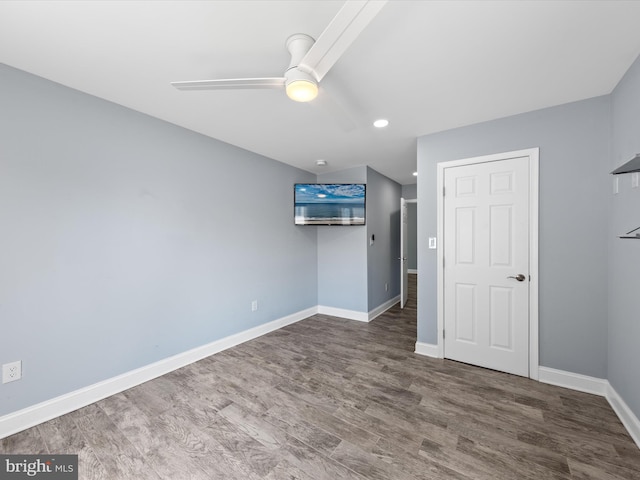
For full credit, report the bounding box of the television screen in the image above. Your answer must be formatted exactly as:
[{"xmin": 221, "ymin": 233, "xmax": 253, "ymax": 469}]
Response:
[{"xmin": 294, "ymin": 183, "xmax": 366, "ymax": 225}]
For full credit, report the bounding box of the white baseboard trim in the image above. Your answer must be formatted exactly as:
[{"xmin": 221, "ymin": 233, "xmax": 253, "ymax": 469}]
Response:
[
  {"xmin": 368, "ymin": 295, "xmax": 400, "ymax": 322},
  {"xmin": 317, "ymin": 305, "xmax": 368, "ymax": 322},
  {"xmin": 538, "ymin": 366, "xmax": 609, "ymax": 396},
  {"xmin": 408, "ymin": 269, "xmax": 418, "ymax": 274},
  {"xmin": 539, "ymin": 366, "xmax": 640, "ymax": 450},
  {"xmin": 318, "ymin": 296, "xmax": 400, "ymax": 323},
  {"xmin": 606, "ymin": 383, "xmax": 640, "ymax": 449},
  {"xmin": 414, "ymin": 341, "xmax": 441, "ymax": 358},
  {"xmin": 0, "ymin": 306, "xmax": 316, "ymax": 440}
]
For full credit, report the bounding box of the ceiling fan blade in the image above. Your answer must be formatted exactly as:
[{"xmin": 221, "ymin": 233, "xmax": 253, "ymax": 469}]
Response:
[
  {"xmin": 171, "ymin": 77, "xmax": 286, "ymax": 91},
  {"xmin": 299, "ymin": 0, "xmax": 387, "ymax": 82}
]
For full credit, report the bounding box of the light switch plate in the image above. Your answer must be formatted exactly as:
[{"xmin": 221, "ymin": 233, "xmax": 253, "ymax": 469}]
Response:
[{"xmin": 429, "ymin": 237, "xmax": 437, "ymax": 249}]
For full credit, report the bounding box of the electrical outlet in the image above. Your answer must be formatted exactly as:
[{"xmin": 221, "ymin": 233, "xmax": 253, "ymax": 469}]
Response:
[
  {"xmin": 2, "ymin": 361, "xmax": 22, "ymax": 384},
  {"xmin": 251, "ymin": 300, "xmax": 258, "ymax": 312}
]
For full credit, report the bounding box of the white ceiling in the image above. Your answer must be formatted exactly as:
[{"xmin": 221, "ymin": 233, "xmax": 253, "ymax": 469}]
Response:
[{"xmin": 2, "ymin": 1, "xmax": 640, "ymax": 185}]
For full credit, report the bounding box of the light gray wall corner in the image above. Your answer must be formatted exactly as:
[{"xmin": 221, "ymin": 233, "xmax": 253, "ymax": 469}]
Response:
[
  {"xmin": 417, "ymin": 96, "xmax": 611, "ymax": 379},
  {"xmin": 0, "ymin": 64, "xmax": 318, "ymax": 417},
  {"xmin": 366, "ymin": 167, "xmax": 401, "ymax": 311},
  {"xmin": 316, "ymin": 167, "xmax": 368, "ymax": 312},
  {"xmin": 416, "ymin": 145, "xmax": 439, "ymax": 345},
  {"xmin": 609, "ymin": 52, "xmax": 640, "ymax": 419},
  {"xmin": 401, "ymin": 183, "xmax": 417, "ymax": 199}
]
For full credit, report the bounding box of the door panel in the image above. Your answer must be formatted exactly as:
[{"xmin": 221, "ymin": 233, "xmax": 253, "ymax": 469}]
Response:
[
  {"xmin": 454, "ymin": 283, "xmax": 476, "ymax": 342},
  {"xmin": 489, "ymin": 286, "xmax": 513, "ymax": 350},
  {"xmin": 490, "ymin": 205, "xmax": 512, "ymax": 266},
  {"xmin": 455, "ymin": 208, "xmax": 475, "ymax": 264},
  {"xmin": 444, "ymin": 156, "xmax": 529, "ymax": 377}
]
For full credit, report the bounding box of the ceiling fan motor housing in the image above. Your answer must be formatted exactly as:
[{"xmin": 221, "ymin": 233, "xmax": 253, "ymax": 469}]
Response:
[
  {"xmin": 285, "ymin": 33, "xmax": 315, "ymax": 72},
  {"xmin": 284, "ymin": 33, "xmax": 318, "ymax": 101}
]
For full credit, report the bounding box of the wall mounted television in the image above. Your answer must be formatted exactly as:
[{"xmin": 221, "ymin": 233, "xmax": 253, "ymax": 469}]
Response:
[{"xmin": 294, "ymin": 183, "xmax": 366, "ymax": 225}]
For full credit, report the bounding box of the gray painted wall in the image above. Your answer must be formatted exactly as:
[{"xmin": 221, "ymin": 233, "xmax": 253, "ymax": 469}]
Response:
[
  {"xmin": 0, "ymin": 64, "xmax": 318, "ymax": 416},
  {"xmin": 316, "ymin": 167, "xmax": 401, "ymax": 313},
  {"xmin": 609, "ymin": 54, "xmax": 640, "ymax": 418},
  {"xmin": 417, "ymin": 96, "xmax": 611, "ymax": 378},
  {"xmin": 366, "ymin": 167, "xmax": 401, "ymax": 310},
  {"xmin": 316, "ymin": 167, "xmax": 368, "ymax": 312},
  {"xmin": 401, "ymin": 184, "xmax": 417, "ymax": 199}
]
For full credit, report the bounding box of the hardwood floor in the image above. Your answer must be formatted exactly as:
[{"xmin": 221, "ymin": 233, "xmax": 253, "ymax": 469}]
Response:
[{"xmin": 2, "ymin": 275, "xmax": 640, "ymax": 479}]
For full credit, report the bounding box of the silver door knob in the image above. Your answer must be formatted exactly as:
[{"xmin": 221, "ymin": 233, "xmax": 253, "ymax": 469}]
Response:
[{"xmin": 507, "ymin": 274, "xmax": 526, "ymax": 282}]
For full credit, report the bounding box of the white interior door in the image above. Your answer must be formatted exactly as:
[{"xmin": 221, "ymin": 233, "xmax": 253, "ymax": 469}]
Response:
[
  {"xmin": 443, "ymin": 155, "xmax": 530, "ymax": 377},
  {"xmin": 400, "ymin": 197, "xmax": 408, "ymax": 308}
]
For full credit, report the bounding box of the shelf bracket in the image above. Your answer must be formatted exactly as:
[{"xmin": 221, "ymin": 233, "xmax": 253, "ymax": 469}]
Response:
[
  {"xmin": 619, "ymin": 226, "xmax": 640, "ymax": 239},
  {"xmin": 612, "ymin": 154, "xmax": 640, "ymax": 175}
]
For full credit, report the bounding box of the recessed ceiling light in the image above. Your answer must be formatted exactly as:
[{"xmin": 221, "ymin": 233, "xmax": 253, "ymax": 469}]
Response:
[
  {"xmin": 316, "ymin": 159, "xmax": 327, "ymax": 166},
  {"xmin": 413, "ymin": 171, "xmax": 418, "ymax": 176},
  {"xmin": 373, "ymin": 119, "xmax": 389, "ymax": 128}
]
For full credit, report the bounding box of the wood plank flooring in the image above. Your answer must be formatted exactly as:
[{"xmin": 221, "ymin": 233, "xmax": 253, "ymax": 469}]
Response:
[{"xmin": 2, "ymin": 275, "xmax": 640, "ymax": 479}]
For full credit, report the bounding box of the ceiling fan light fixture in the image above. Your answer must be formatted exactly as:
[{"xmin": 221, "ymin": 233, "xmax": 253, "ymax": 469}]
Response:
[
  {"xmin": 286, "ymin": 79, "xmax": 318, "ymax": 102},
  {"xmin": 285, "ymin": 69, "xmax": 318, "ymax": 102}
]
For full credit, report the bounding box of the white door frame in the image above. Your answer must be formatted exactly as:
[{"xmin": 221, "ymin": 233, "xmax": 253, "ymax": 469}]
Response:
[
  {"xmin": 406, "ymin": 199, "xmax": 417, "ymax": 275},
  {"xmin": 400, "ymin": 197, "xmax": 408, "ymax": 308},
  {"xmin": 436, "ymin": 148, "xmax": 539, "ymax": 380}
]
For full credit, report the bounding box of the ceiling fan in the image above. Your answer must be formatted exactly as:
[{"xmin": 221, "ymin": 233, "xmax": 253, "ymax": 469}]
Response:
[{"xmin": 170, "ymin": 0, "xmax": 387, "ymax": 103}]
